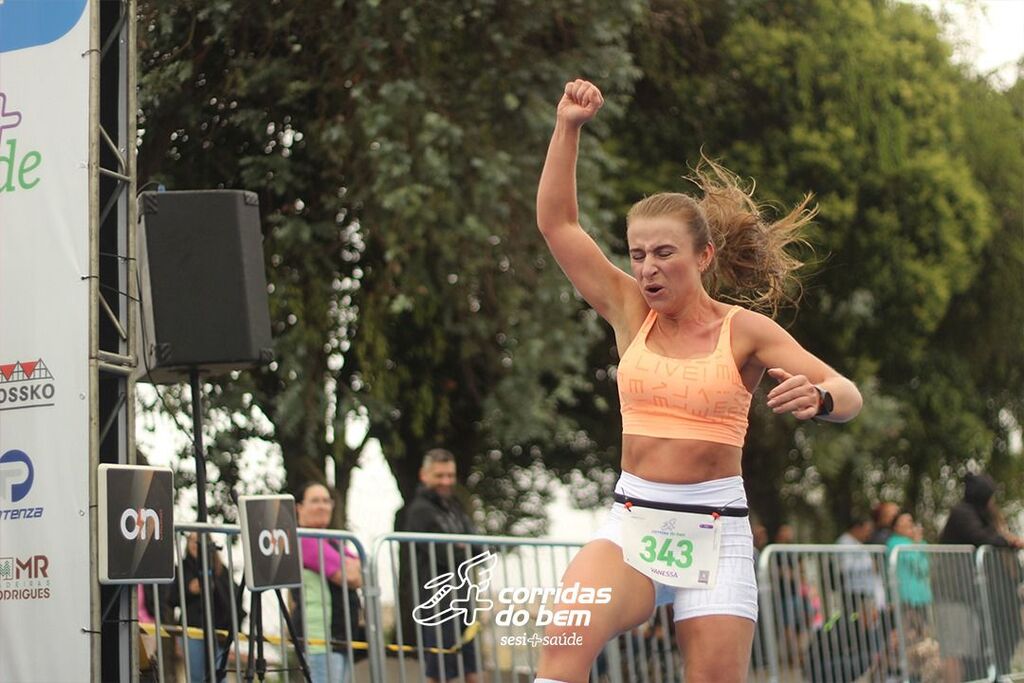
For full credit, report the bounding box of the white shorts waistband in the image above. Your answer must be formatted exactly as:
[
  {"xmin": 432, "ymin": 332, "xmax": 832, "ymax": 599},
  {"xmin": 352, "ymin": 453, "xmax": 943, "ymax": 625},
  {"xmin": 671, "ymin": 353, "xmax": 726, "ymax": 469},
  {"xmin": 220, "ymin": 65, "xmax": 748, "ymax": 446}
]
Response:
[{"xmin": 614, "ymin": 471, "xmax": 747, "ymax": 509}]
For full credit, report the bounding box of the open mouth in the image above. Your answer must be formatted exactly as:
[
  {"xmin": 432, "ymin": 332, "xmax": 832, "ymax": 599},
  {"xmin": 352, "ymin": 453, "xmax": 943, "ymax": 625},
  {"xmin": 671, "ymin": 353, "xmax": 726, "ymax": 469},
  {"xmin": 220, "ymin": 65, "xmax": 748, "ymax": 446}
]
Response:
[{"xmin": 644, "ymin": 284, "xmax": 664, "ymax": 295}]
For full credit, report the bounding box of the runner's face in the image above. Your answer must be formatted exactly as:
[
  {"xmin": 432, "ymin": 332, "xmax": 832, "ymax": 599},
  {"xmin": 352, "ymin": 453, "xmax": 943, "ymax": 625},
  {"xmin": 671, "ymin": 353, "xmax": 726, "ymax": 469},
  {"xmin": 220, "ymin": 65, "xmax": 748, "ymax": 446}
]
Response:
[
  {"xmin": 421, "ymin": 461, "xmax": 457, "ymax": 498},
  {"xmin": 297, "ymin": 484, "xmax": 334, "ymax": 528},
  {"xmin": 627, "ymin": 216, "xmax": 709, "ymax": 312}
]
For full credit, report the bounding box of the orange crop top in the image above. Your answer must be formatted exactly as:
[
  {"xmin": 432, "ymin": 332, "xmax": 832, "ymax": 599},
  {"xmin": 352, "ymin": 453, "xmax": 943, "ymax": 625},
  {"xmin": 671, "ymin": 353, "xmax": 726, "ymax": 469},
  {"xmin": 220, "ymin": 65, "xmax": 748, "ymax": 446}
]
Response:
[{"xmin": 617, "ymin": 306, "xmax": 753, "ymax": 447}]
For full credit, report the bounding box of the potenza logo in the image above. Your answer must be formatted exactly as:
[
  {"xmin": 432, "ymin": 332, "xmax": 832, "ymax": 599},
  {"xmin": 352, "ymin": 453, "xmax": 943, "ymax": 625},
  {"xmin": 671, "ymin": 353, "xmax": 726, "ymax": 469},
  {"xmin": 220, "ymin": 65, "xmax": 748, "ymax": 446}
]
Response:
[
  {"xmin": 0, "ymin": 554, "xmax": 51, "ymax": 602},
  {"xmin": 0, "ymin": 359, "xmax": 56, "ymax": 412},
  {"xmin": 0, "ymin": 449, "xmax": 44, "ymax": 522}
]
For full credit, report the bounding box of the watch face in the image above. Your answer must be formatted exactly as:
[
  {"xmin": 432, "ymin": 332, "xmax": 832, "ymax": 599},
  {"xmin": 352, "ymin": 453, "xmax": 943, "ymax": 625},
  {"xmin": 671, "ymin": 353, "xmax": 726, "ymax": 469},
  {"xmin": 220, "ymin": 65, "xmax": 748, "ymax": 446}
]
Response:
[{"xmin": 819, "ymin": 387, "xmax": 834, "ymax": 415}]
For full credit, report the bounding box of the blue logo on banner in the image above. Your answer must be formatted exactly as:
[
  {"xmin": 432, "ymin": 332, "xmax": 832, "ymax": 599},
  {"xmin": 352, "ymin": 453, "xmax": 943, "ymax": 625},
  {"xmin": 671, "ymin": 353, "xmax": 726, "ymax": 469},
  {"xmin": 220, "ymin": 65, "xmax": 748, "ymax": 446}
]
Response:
[
  {"xmin": 0, "ymin": 0, "xmax": 88, "ymax": 54},
  {"xmin": 0, "ymin": 449, "xmax": 33, "ymax": 503}
]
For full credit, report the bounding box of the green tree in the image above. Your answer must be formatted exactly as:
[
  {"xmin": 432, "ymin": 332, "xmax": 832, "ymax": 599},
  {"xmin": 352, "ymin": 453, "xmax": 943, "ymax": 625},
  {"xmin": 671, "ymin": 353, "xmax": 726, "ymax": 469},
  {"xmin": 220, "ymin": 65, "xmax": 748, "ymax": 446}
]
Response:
[
  {"xmin": 610, "ymin": 0, "xmax": 1020, "ymax": 537},
  {"xmin": 137, "ymin": 0, "xmax": 643, "ymax": 530}
]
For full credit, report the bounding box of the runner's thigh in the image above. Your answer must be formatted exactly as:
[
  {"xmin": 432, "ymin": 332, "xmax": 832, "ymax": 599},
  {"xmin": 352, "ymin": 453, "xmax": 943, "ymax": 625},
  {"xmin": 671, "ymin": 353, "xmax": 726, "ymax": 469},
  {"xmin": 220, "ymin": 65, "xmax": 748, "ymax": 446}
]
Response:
[
  {"xmin": 537, "ymin": 539, "xmax": 656, "ymax": 672},
  {"xmin": 676, "ymin": 614, "xmax": 755, "ymax": 683}
]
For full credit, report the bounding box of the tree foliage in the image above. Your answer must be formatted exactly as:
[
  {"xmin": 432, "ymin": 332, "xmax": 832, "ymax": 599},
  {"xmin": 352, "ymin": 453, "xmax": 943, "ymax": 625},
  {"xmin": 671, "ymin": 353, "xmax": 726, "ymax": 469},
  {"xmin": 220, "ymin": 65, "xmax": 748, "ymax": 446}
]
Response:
[
  {"xmin": 613, "ymin": 0, "xmax": 1022, "ymax": 537},
  {"xmin": 137, "ymin": 0, "xmax": 1022, "ymax": 537},
  {"xmin": 137, "ymin": 0, "xmax": 642, "ymax": 530}
]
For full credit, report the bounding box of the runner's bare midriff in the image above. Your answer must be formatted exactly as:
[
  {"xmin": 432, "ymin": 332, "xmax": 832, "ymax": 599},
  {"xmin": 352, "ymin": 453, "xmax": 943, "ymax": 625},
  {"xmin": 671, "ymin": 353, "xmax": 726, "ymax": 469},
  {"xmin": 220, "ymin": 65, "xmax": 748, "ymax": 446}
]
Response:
[{"xmin": 622, "ymin": 434, "xmax": 742, "ymax": 484}]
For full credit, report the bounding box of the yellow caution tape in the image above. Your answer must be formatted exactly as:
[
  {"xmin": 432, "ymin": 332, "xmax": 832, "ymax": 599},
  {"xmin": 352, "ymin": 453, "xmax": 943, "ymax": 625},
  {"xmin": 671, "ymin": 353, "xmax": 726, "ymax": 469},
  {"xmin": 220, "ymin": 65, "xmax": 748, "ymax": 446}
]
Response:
[{"xmin": 139, "ymin": 620, "xmax": 481, "ymax": 655}]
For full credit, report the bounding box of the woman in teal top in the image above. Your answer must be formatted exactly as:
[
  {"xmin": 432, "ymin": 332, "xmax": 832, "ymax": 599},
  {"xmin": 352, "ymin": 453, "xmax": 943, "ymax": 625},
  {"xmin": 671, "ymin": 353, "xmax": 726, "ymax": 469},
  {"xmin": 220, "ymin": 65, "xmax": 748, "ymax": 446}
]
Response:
[{"xmin": 887, "ymin": 511, "xmax": 932, "ymax": 636}]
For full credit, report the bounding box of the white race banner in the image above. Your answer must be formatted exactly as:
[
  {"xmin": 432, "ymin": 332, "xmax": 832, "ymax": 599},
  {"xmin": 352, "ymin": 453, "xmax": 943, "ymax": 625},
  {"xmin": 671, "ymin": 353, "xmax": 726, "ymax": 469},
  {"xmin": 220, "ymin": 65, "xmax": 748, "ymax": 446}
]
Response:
[{"xmin": 0, "ymin": 0, "xmax": 94, "ymax": 680}]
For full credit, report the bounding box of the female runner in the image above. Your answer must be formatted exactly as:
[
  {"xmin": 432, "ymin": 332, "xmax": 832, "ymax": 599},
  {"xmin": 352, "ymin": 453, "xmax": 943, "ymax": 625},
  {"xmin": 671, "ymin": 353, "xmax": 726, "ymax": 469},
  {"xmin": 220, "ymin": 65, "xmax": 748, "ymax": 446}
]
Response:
[{"xmin": 533, "ymin": 79, "xmax": 862, "ymax": 683}]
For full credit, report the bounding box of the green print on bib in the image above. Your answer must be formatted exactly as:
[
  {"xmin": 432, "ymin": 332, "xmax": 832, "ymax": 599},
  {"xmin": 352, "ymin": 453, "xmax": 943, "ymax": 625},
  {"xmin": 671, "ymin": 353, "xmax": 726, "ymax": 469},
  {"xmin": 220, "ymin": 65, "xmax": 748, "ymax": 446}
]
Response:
[
  {"xmin": 623, "ymin": 506, "xmax": 721, "ymax": 589},
  {"xmin": 639, "ymin": 536, "xmax": 695, "ymax": 569}
]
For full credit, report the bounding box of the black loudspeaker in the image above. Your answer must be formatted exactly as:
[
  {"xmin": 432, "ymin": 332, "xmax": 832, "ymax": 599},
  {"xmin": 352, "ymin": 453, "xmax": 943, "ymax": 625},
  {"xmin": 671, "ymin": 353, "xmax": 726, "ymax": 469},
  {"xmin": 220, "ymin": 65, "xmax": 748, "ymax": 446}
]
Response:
[{"xmin": 137, "ymin": 190, "xmax": 273, "ymax": 384}]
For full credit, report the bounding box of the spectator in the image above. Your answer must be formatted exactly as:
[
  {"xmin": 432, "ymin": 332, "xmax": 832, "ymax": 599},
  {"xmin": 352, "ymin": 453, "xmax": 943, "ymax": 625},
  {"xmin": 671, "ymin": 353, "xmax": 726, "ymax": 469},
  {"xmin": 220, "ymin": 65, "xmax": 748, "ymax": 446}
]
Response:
[
  {"xmin": 752, "ymin": 523, "xmax": 769, "ymax": 554},
  {"xmin": 170, "ymin": 534, "xmax": 243, "ymax": 683},
  {"xmin": 835, "ymin": 516, "xmax": 885, "ymax": 609},
  {"xmin": 938, "ymin": 472, "xmax": 1024, "ymax": 679},
  {"xmin": 940, "ymin": 472, "xmax": 1024, "ymax": 549},
  {"xmin": 139, "ymin": 583, "xmax": 178, "ymax": 682},
  {"xmin": 772, "ymin": 523, "xmax": 818, "ymax": 667},
  {"xmin": 868, "ymin": 502, "xmax": 899, "ymax": 545},
  {"xmin": 292, "ymin": 482, "xmax": 364, "ymax": 683},
  {"xmin": 887, "ymin": 511, "xmax": 931, "ymax": 632},
  {"xmin": 774, "ymin": 523, "xmax": 795, "ymax": 544},
  {"xmin": 399, "ymin": 448, "xmax": 481, "ymax": 683}
]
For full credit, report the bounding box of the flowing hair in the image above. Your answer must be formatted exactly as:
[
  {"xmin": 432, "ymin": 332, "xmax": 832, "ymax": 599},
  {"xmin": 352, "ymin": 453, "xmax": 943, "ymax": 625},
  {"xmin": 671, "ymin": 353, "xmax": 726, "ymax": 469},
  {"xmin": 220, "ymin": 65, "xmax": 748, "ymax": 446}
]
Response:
[{"xmin": 627, "ymin": 155, "xmax": 816, "ymax": 315}]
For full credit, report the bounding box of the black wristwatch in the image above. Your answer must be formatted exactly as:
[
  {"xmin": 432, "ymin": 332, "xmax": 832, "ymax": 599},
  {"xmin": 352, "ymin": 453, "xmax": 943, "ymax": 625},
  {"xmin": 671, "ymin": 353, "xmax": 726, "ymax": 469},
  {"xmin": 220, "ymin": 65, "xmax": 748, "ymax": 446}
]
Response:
[{"xmin": 814, "ymin": 385, "xmax": 833, "ymax": 418}]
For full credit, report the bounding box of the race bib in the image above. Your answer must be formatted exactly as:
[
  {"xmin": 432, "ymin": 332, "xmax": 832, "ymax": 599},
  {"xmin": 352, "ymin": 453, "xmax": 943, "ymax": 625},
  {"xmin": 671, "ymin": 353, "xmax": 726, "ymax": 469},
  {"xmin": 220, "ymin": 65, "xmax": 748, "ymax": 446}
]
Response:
[{"xmin": 622, "ymin": 506, "xmax": 721, "ymax": 589}]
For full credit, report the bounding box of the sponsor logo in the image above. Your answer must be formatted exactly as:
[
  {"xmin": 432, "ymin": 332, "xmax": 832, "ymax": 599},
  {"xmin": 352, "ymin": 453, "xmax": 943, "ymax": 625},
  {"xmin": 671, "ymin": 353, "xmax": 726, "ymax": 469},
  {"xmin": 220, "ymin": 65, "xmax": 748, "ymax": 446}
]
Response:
[
  {"xmin": 257, "ymin": 529, "xmax": 290, "ymax": 556},
  {"xmin": 0, "ymin": 554, "xmax": 52, "ymax": 601},
  {"xmin": 0, "ymin": 449, "xmax": 43, "ymax": 522},
  {"xmin": 0, "ymin": 93, "xmax": 43, "ymax": 193},
  {"xmin": 413, "ymin": 551, "xmax": 611, "ymax": 631},
  {"xmin": 0, "ymin": 1, "xmax": 88, "ymax": 53},
  {"xmin": 0, "ymin": 358, "xmax": 55, "ymax": 411},
  {"xmin": 0, "ymin": 449, "xmax": 32, "ymax": 502},
  {"xmin": 414, "ymin": 552, "xmax": 496, "ymax": 627},
  {"xmin": 0, "ymin": 92, "xmax": 21, "ymax": 143},
  {"xmin": 119, "ymin": 507, "xmax": 162, "ymax": 541}
]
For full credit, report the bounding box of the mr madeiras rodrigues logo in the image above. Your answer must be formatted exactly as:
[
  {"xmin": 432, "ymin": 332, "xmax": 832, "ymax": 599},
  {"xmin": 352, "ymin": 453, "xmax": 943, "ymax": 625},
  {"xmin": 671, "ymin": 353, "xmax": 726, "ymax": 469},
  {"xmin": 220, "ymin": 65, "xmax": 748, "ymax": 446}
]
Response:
[
  {"xmin": 0, "ymin": 358, "xmax": 56, "ymax": 412},
  {"xmin": 0, "ymin": 553, "xmax": 52, "ymax": 602},
  {"xmin": 0, "ymin": 449, "xmax": 44, "ymax": 522}
]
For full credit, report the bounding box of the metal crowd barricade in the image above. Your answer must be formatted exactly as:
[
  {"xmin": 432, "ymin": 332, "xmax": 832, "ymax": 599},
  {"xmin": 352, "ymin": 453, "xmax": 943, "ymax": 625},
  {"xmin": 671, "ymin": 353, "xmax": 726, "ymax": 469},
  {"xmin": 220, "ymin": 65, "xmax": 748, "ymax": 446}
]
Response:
[
  {"xmin": 758, "ymin": 544, "xmax": 895, "ymax": 683},
  {"xmin": 889, "ymin": 544, "xmax": 988, "ymax": 683},
  {"xmin": 133, "ymin": 522, "xmax": 1016, "ymax": 683},
  {"xmin": 139, "ymin": 523, "xmax": 247, "ymax": 683},
  {"xmin": 977, "ymin": 546, "xmax": 1024, "ymax": 682},
  {"xmin": 367, "ymin": 531, "xmax": 672, "ymax": 683},
  {"xmin": 367, "ymin": 531, "xmax": 772, "ymax": 683},
  {"xmin": 138, "ymin": 522, "xmax": 376, "ymax": 683},
  {"xmin": 293, "ymin": 526, "xmax": 378, "ymax": 683}
]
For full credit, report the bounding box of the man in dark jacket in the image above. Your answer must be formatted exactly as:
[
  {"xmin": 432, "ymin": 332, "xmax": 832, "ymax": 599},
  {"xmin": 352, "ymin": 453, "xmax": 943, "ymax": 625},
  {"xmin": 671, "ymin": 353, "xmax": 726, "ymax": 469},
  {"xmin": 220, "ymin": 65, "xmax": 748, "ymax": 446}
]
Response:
[
  {"xmin": 940, "ymin": 472, "xmax": 1023, "ymax": 548},
  {"xmin": 938, "ymin": 472, "xmax": 1023, "ymax": 679},
  {"xmin": 397, "ymin": 449, "xmax": 481, "ymax": 683}
]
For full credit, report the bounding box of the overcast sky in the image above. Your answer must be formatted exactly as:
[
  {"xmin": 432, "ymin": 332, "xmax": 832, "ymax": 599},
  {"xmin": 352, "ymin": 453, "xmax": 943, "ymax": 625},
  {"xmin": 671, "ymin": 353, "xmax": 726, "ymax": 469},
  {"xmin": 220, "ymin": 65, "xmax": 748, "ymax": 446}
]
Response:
[{"xmin": 908, "ymin": 0, "xmax": 1024, "ymax": 88}]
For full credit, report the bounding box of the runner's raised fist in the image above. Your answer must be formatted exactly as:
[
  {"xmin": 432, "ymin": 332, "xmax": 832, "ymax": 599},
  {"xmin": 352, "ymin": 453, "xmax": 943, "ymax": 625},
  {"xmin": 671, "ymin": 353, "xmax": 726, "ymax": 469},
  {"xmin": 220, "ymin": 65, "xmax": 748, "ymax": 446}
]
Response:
[{"xmin": 557, "ymin": 79, "xmax": 604, "ymax": 127}]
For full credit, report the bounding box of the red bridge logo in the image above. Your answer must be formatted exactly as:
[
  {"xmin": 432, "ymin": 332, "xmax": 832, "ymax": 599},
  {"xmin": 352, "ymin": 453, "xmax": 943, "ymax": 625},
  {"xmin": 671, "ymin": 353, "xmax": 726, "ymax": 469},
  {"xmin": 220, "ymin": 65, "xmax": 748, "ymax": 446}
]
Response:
[{"xmin": 0, "ymin": 359, "xmax": 56, "ymax": 412}]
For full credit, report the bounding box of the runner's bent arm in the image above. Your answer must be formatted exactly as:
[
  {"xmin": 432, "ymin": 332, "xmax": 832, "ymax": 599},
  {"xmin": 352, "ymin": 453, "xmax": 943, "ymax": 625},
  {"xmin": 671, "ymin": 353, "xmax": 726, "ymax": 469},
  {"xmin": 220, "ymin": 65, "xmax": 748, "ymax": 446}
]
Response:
[{"xmin": 739, "ymin": 310, "xmax": 862, "ymax": 422}]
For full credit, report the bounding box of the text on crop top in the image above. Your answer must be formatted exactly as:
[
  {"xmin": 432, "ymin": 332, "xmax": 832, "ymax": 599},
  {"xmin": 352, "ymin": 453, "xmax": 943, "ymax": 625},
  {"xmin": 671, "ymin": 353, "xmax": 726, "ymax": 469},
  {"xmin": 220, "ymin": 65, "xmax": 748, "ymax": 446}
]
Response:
[{"xmin": 617, "ymin": 306, "xmax": 753, "ymax": 446}]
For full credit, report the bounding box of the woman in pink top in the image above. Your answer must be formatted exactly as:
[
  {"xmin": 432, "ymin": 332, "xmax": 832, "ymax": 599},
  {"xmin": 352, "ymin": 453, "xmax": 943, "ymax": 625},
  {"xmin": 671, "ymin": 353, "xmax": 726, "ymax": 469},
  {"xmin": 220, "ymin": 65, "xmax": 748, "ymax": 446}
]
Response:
[
  {"xmin": 533, "ymin": 80, "xmax": 862, "ymax": 683},
  {"xmin": 295, "ymin": 482, "xmax": 362, "ymax": 683}
]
